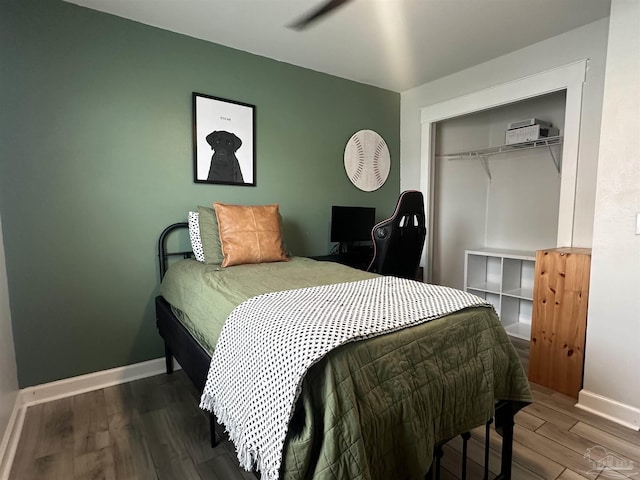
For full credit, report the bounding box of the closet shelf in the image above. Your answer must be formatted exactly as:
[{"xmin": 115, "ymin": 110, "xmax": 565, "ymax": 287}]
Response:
[
  {"xmin": 437, "ymin": 136, "xmax": 563, "ymax": 179},
  {"xmin": 437, "ymin": 136, "xmax": 562, "ymax": 160}
]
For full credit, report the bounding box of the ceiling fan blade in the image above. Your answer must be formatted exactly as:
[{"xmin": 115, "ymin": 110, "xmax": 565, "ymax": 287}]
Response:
[{"xmin": 289, "ymin": 0, "xmax": 352, "ymax": 30}]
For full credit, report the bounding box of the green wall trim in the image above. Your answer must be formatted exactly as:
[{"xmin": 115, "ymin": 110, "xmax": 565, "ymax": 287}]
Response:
[{"xmin": 0, "ymin": 0, "xmax": 400, "ymax": 387}]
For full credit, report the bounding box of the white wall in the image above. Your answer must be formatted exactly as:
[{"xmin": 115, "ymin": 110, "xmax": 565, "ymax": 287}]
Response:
[
  {"xmin": 581, "ymin": 0, "xmax": 640, "ymax": 426},
  {"xmin": 401, "ymin": 18, "xmax": 609, "ymax": 248},
  {"xmin": 0, "ymin": 212, "xmax": 19, "ymax": 458},
  {"xmin": 484, "ymin": 94, "xmax": 564, "ymax": 251}
]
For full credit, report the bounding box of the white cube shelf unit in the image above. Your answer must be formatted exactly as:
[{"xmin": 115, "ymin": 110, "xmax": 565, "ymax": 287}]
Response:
[{"xmin": 464, "ymin": 248, "xmax": 535, "ymax": 340}]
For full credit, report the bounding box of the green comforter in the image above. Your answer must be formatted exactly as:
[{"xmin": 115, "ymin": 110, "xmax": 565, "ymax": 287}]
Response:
[
  {"xmin": 283, "ymin": 306, "xmax": 531, "ymax": 479},
  {"xmin": 160, "ymin": 257, "xmax": 531, "ymax": 479}
]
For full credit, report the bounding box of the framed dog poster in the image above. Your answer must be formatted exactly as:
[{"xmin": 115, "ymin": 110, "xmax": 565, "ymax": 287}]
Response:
[{"xmin": 193, "ymin": 92, "xmax": 256, "ymax": 186}]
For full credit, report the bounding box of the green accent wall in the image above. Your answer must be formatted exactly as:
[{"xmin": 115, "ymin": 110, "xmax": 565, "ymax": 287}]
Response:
[{"xmin": 0, "ymin": 0, "xmax": 400, "ymax": 387}]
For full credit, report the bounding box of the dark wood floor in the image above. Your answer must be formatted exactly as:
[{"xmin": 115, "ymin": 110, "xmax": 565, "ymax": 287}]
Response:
[{"xmin": 9, "ymin": 338, "xmax": 640, "ymax": 479}]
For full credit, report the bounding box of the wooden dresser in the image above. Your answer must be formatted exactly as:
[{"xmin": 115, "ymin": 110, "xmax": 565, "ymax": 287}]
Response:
[{"xmin": 528, "ymin": 247, "xmax": 591, "ymax": 398}]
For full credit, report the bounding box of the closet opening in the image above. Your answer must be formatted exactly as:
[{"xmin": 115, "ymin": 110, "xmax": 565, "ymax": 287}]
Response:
[
  {"xmin": 432, "ymin": 91, "xmax": 565, "ymax": 289},
  {"xmin": 419, "ymin": 61, "xmax": 587, "ymax": 339}
]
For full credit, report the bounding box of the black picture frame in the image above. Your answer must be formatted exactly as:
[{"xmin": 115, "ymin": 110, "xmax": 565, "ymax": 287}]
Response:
[{"xmin": 193, "ymin": 92, "xmax": 256, "ymax": 186}]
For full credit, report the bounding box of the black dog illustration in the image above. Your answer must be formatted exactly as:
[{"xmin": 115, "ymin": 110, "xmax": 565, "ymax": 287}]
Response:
[{"xmin": 206, "ymin": 130, "xmax": 244, "ymax": 183}]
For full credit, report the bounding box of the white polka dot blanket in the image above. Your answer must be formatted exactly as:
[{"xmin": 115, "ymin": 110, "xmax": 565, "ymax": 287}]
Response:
[{"xmin": 199, "ymin": 276, "xmax": 491, "ymax": 480}]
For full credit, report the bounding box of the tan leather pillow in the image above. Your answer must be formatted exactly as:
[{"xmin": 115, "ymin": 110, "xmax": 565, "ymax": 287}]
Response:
[{"xmin": 213, "ymin": 202, "xmax": 289, "ymax": 267}]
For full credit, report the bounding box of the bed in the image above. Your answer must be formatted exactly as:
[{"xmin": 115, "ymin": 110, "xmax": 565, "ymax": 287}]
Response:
[{"xmin": 155, "ymin": 220, "xmax": 532, "ymax": 480}]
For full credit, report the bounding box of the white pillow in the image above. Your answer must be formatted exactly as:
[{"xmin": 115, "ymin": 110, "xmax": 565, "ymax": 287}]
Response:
[{"xmin": 188, "ymin": 211, "xmax": 205, "ymax": 262}]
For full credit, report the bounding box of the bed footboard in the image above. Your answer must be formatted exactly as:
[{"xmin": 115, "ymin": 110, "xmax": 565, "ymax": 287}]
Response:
[
  {"xmin": 425, "ymin": 400, "xmax": 515, "ymax": 480},
  {"xmin": 494, "ymin": 400, "xmax": 516, "ymax": 480}
]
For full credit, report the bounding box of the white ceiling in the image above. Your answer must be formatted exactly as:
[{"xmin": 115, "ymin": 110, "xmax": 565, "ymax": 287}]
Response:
[{"xmin": 65, "ymin": 0, "xmax": 611, "ymax": 92}]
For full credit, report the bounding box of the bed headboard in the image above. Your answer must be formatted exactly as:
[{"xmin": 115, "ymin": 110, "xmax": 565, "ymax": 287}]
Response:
[{"xmin": 158, "ymin": 222, "xmax": 193, "ymax": 279}]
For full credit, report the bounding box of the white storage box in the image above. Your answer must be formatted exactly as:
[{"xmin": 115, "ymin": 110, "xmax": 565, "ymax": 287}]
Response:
[{"xmin": 505, "ymin": 125, "xmax": 559, "ymax": 145}]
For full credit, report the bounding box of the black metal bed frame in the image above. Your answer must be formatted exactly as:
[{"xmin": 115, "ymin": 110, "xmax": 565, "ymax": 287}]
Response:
[{"xmin": 155, "ymin": 222, "xmax": 516, "ymax": 479}]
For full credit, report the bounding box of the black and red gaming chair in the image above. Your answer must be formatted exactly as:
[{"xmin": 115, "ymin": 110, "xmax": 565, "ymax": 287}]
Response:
[{"xmin": 367, "ymin": 190, "xmax": 426, "ymax": 279}]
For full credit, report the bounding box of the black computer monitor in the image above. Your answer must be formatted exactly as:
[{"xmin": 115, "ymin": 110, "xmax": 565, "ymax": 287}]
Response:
[{"xmin": 330, "ymin": 206, "xmax": 376, "ymax": 244}]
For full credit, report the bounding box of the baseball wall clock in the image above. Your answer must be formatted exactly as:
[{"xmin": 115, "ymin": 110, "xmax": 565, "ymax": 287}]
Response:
[{"xmin": 343, "ymin": 129, "xmax": 390, "ymax": 192}]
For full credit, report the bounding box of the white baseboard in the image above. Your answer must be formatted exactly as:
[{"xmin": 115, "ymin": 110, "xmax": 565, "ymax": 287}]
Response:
[
  {"xmin": 577, "ymin": 389, "xmax": 640, "ymax": 431},
  {"xmin": 19, "ymin": 357, "xmax": 176, "ymax": 407},
  {"xmin": 0, "ymin": 357, "xmax": 179, "ymax": 480},
  {"xmin": 0, "ymin": 393, "xmax": 25, "ymax": 480}
]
